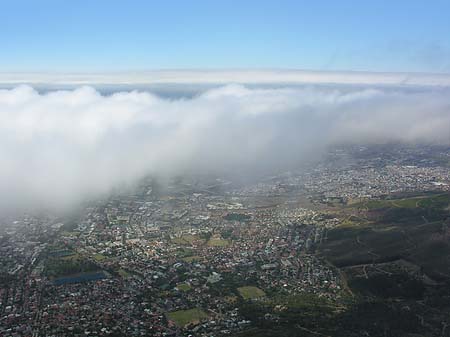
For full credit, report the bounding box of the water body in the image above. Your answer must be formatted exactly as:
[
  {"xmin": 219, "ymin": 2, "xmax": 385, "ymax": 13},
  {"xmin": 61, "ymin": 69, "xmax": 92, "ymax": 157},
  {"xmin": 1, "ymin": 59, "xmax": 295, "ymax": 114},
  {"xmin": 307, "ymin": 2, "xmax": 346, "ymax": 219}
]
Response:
[{"xmin": 53, "ymin": 271, "xmax": 108, "ymax": 285}]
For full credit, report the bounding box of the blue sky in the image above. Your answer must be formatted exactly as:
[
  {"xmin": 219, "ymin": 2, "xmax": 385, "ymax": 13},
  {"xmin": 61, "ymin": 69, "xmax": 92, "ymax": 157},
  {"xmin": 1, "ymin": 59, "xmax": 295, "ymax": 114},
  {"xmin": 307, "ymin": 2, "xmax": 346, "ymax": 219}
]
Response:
[{"xmin": 1, "ymin": 0, "xmax": 450, "ymax": 73}]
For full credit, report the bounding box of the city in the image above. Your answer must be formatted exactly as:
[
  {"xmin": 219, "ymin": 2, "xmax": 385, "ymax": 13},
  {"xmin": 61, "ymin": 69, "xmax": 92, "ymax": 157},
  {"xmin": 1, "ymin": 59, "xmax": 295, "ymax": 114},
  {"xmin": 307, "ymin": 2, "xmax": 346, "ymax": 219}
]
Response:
[{"xmin": 1, "ymin": 144, "xmax": 449, "ymax": 336}]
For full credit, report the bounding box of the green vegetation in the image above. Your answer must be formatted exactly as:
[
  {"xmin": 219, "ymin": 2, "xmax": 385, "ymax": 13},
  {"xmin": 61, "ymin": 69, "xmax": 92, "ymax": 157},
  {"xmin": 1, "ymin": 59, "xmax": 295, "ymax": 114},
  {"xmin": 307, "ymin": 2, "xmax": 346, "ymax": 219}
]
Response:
[
  {"xmin": 171, "ymin": 234, "xmax": 202, "ymax": 246},
  {"xmin": 176, "ymin": 283, "xmax": 191, "ymax": 291},
  {"xmin": 60, "ymin": 230, "xmax": 79, "ymax": 237},
  {"xmin": 48, "ymin": 249, "xmax": 76, "ymax": 258},
  {"xmin": 117, "ymin": 268, "xmax": 131, "ymax": 278},
  {"xmin": 349, "ymin": 272, "xmax": 425, "ymax": 299},
  {"xmin": 237, "ymin": 292, "xmax": 337, "ymax": 337},
  {"xmin": 357, "ymin": 197, "xmax": 419, "ymax": 210},
  {"xmin": 175, "ymin": 247, "xmax": 194, "ymax": 258},
  {"xmin": 338, "ymin": 215, "xmax": 370, "ymax": 228},
  {"xmin": 268, "ymin": 292, "xmax": 335, "ymax": 309},
  {"xmin": 302, "ymin": 192, "xmax": 450, "ymax": 336},
  {"xmin": 224, "ymin": 213, "xmax": 251, "ymax": 221},
  {"xmin": 352, "ymin": 193, "xmax": 450, "ymax": 210},
  {"xmin": 166, "ymin": 308, "xmax": 208, "ymax": 327},
  {"xmin": 236, "ymin": 290, "xmax": 425, "ymax": 337},
  {"xmin": 199, "ymin": 231, "xmax": 212, "ymax": 241},
  {"xmin": 93, "ymin": 253, "xmax": 107, "ymax": 261},
  {"xmin": 207, "ymin": 237, "xmax": 230, "ymax": 247},
  {"xmin": 417, "ymin": 193, "xmax": 450, "ymax": 208},
  {"xmin": 322, "ymin": 193, "xmax": 450, "ymax": 277},
  {"xmin": 44, "ymin": 256, "xmax": 99, "ymax": 277},
  {"xmin": 60, "ymin": 252, "xmax": 79, "ymax": 260},
  {"xmin": 221, "ymin": 228, "xmax": 234, "ymax": 239},
  {"xmin": 207, "ymin": 271, "xmax": 243, "ymax": 297},
  {"xmin": 238, "ymin": 286, "xmax": 266, "ymax": 299},
  {"xmin": 182, "ymin": 255, "xmax": 201, "ymax": 263}
]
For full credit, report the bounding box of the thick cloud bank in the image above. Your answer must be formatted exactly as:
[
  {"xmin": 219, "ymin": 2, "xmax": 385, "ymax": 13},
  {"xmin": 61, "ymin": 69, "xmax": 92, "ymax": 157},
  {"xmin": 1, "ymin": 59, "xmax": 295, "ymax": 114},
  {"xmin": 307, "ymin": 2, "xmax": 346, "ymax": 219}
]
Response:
[{"xmin": 0, "ymin": 84, "xmax": 449, "ymax": 210}]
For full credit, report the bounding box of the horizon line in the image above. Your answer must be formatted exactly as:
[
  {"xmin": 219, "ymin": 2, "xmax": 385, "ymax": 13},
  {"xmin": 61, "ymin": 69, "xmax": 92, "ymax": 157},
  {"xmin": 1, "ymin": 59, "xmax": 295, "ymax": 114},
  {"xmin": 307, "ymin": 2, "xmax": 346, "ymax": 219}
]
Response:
[{"xmin": 2, "ymin": 69, "xmax": 450, "ymax": 86}]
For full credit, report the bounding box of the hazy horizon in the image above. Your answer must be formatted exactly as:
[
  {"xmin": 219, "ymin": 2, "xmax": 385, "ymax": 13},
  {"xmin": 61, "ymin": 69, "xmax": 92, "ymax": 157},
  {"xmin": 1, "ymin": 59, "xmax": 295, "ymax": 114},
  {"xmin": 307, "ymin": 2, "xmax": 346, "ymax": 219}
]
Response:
[{"xmin": 2, "ymin": 69, "xmax": 450, "ymax": 87}]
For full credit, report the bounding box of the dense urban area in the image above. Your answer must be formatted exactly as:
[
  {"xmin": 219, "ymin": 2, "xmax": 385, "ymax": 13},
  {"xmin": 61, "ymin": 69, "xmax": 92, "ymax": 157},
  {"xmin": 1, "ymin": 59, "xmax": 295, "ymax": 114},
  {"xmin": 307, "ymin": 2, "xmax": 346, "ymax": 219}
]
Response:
[{"xmin": 1, "ymin": 144, "xmax": 450, "ymax": 337}]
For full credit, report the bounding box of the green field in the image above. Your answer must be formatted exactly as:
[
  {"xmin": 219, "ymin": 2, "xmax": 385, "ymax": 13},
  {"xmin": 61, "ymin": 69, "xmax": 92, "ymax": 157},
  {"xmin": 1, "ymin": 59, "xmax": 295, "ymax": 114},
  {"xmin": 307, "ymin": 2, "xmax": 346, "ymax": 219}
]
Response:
[
  {"xmin": 338, "ymin": 215, "xmax": 370, "ymax": 228},
  {"xmin": 353, "ymin": 193, "xmax": 450, "ymax": 210},
  {"xmin": 167, "ymin": 308, "xmax": 208, "ymax": 327},
  {"xmin": 208, "ymin": 237, "xmax": 230, "ymax": 247},
  {"xmin": 93, "ymin": 253, "xmax": 107, "ymax": 261},
  {"xmin": 60, "ymin": 252, "xmax": 79, "ymax": 260},
  {"xmin": 176, "ymin": 283, "xmax": 191, "ymax": 291},
  {"xmin": 182, "ymin": 255, "xmax": 201, "ymax": 263},
  {"xmin": 171, "ymin": 234, "xmax": 202, "ymax": 246},
  {"xmin": 117, "ymin": 269, "xmax": 131, "ymax": 278},
  {"xmin": 60, "ymin": 230, "xmax": 79, "ymax": 237},
  {"xmin": 237, "ymin": 286, "xmax": 266, "ymax": 299}
]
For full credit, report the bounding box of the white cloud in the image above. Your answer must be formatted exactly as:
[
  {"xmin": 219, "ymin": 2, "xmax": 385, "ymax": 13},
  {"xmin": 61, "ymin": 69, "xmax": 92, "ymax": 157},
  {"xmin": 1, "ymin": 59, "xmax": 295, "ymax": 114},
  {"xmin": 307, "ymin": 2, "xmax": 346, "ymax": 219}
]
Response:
[{"xmin": 0, "ymin": 84, "xmax": 449, "ymax": 211}]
